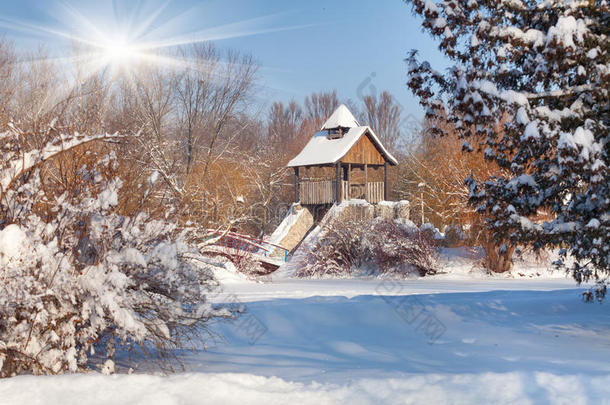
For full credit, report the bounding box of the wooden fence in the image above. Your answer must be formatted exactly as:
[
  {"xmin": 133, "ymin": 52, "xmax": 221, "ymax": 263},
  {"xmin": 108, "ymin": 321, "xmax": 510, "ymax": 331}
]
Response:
[
  {"xmin": 299, "ymin": 180, "xmax": 336, "ymax": 205},
  {"xmin": 299, "ymin": 180, "xmax": 384, "ymax": 205}
]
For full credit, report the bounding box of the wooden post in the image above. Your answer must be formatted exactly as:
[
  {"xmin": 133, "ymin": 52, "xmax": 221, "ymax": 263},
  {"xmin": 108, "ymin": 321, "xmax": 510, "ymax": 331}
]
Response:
[
  {"xmin": 383, "ymin": 162, "xmax": 389, "ymax": 201},
  {"xmin": 364, "ymin": 164, "xmax": 368, "ymax": 202},
  {"xmin": 294, "ymin": 167, "xmax": 300, "ymax": 203},
  {"xmin": 336, "ymin": 162, "xmax": 342, "ymax": 203},
  {"xmin": 347, "ymin": 163, "xmax": 351, "ymax": 200}
]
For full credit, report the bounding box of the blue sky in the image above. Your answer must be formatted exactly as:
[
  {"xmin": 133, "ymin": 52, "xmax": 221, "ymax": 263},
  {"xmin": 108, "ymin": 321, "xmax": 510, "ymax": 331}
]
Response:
[{"xmin": 0, "ymin": 0, "xmax": 448, "ymax": 120}]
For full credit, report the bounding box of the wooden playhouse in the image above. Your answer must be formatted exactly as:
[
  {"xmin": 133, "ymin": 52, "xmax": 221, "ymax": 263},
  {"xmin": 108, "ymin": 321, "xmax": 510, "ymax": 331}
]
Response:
[{"xmin": 287, "ymin": 104, "xmax": 398, "ymax": 205}]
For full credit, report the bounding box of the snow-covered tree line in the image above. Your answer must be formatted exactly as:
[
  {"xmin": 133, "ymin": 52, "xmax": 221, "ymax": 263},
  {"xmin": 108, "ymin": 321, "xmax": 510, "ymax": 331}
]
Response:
[{"xmin": 405, "ymin": 0, "xmax": 608, "ymax": 295}]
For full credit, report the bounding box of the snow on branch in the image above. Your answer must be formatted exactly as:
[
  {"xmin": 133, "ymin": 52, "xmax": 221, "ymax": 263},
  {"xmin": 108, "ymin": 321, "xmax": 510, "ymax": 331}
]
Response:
[{"xmin": 1, "ymin": 130, "xmax": 128, "ymax": 192}]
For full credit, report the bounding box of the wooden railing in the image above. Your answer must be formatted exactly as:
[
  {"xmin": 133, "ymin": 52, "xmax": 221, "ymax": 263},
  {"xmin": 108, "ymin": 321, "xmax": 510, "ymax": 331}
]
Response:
[
  {"xmin": 299, "ymin": 180, "xmax": 384, "ymax": 205},
  {"xmin": 299, "ymin": 180, "xmax": 337, "ymax": 205},
  {"xmin": 342, "ymin": 181, "xmax": 350, "ymax": 201},
  {"xmin": 366, "ymin": 182, "xmax": 384, "ymax": 204}
]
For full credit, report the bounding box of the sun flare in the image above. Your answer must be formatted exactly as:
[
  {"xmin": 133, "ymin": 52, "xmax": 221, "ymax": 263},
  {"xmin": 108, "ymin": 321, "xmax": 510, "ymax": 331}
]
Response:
[
  {"xmin": 102, "ymin": 41, "xmax": 133, "ymax": 64},
  {"xmin": 97, "ymin": 38, "xmax": 142, "ymax": 71},
  {"xmin": 0, "ymin": 1, "xmax": 309, "ymax": 87}
]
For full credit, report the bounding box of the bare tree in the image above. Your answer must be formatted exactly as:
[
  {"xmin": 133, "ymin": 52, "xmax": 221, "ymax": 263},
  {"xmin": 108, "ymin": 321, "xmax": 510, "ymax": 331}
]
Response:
[
  {"xmin": 174, "ymin": 44, "xmax": 258, "ymax": 176},
  {"xmin": 127, "ymin": 65, "xmax": 182, "ymax": 199},
  {"xmin": 11, "ymin": 49, "xmax": 64, "ymax": 139},
  {"xmin": 304, "ymin": 90, "xmax": 339, "ymax": 129},
  {"xmin": 115, "ymin": 45, "xmax": 259, "ymax": 227},
  {"xmin": 194, "ymin": 49, "xmax": 258, "ymax": 182},
  {"xmin": 0, "ymin": 39, "xmax": 17, "ymax": 127},
  {"xmin": 397, "ymin": 118, "xmax": 496, "ymax": 227},
  {"xmin": 243, "ymin": 146, "xmax": 290, "ymax": 236},
  {"xmin": 361, "ymin": 91, "xmax": 401, "ymax": 151},
  {"xmin": 267, "ymin": 100, "xmax": 303, "ymax": 146},
  {"xmin": 176, "ymin": 45, "xmax": 216, "ymax": 174}
]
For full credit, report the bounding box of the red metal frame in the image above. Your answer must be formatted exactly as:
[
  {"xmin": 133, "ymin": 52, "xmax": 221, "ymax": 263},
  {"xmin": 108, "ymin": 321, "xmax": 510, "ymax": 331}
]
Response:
[{"xmin": 204, "ymin": 229, "xmax": 289, "ymax": 262}]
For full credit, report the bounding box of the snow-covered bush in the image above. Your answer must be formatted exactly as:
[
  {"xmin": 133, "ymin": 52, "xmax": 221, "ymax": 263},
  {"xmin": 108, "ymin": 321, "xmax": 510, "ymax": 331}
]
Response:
[
  {"xmin": 297, "ymin": 219, "xmax": 438, "ymax": 278},
  {"xmin": 363, "ymin": 220, "xmax": 438, "ymax": 276},
  {"xmin": 0, "ymin": 131, "xmax": 232, "ymax": 377},
  {"xmin": 420, "ymin": 223, "xmax": 445, "ymax": 243},
  {"xmin": 405, "ymin": 1, "xmax": 609, "ymax": 295},
  {"xmin": 227, "ymin": 251, "xmax": 266, "ymax": 278},
  {"xmin": 297, "ymin": 219, "xmax": 365, "ymax": 278}
]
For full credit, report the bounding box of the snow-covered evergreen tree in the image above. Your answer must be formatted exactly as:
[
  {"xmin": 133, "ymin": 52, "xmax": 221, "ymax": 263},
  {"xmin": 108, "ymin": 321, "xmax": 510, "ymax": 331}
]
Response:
[{"xmin": 405, "ymin": 1, "xmax": 608, "ymax": 297}]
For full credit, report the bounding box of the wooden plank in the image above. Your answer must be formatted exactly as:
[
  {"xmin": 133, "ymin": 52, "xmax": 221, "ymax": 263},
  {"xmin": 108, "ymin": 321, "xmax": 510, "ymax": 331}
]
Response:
[
  {"xmin": 336, "ymin": 163, "xmax": 342, "ymax": 203},
  {"xmin": 364, "ymin": 181, "xmax": 384, "ymax": 204},
  {"xmin": 364, "ymin": 164, "xmax": 368, "ymax": 202},
  {"xmin": 294, "ymin": 167, "xmax": 299, "ymax": 202},
  {"xmin": 384, "ymin": 162, "xmax": 389, "ymax": 201},
  {"xmin": 347, "ymin": 163, "xmax": 351, "ymax": 201},
  {"xmin": 341, "ymin": 133, "xmax": 385, "ymax": 165},
  {"xmin": 298, "ymin": 180, "xmax": 353, "ymax": 204}
]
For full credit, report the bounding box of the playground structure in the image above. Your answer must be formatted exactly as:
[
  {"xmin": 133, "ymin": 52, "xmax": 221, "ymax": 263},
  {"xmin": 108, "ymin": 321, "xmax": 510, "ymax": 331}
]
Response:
[
  {"xmin": 287, "ymin": 104, "xmax": 398, "ymax": 205},
  {"xmin": 200, "ymin": 105, "xmax": 407, "ymax": 272}
]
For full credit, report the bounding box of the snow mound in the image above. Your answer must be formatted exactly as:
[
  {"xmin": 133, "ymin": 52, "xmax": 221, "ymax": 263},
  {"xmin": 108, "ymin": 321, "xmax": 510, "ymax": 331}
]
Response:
[
  {"xmin": 0, "ymin": 224, "xmax": 27, "ymax": 264},
  {"xmin": 198, "ymin": 255, "xmax": 250, "ymax": 284}
]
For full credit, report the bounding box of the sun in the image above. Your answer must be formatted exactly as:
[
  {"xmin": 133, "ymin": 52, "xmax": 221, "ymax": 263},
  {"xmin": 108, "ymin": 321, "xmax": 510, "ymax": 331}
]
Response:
[
  {"xmin": 103, "ymin": 41, "xmax": 132, "ymax": 63},
  {"xmin": 97, "ymin": 36, "xmax": 142, "ymax": 71}
]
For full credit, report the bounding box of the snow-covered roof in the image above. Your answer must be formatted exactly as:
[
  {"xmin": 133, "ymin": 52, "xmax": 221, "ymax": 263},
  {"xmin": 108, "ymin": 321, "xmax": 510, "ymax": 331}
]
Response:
[
  {"xmin": 320, "ymin": 104, "xmax": 359, "ymax": 130},
  {"xmin": 287, "ymin": 126, "xmax": 398, "ymax": 167}
]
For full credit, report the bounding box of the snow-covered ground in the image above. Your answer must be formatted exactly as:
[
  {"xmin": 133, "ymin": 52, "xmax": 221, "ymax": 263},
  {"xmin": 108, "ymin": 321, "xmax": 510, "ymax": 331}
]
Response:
[
  {"xmin": 195, "ymin": 284, "xmax": 610, "ymax": 382},
  {"xmin": 208, "ymin": 277, "xmax": 578, "ymax": 303},
  {"xmin": 2, "ymin": 254, "xmax": 609, "ymax": 405},
  {"xmin": 4, "ymin": 370, "xmax": 610, "ymax": 405}
]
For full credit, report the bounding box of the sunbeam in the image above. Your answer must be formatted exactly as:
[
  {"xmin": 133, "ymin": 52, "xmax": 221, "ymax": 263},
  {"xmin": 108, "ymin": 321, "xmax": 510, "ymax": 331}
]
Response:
[
  {"xmin": 2, "ymin": 0, "xmax": 311, "ymax": 76},
  {"xmin": 0, "ymin": 0, "xmax": 317, "ymax": 121}
]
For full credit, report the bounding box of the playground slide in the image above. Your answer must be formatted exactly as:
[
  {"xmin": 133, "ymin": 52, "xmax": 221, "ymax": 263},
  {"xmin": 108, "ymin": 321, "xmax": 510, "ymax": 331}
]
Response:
[
  {"xmin": 266, "ymin": 203, "xmax": 315, "ymax": 256},
  {"xmin": 272, "ymin": 202, "xmax": 350, "ymax": 279}
]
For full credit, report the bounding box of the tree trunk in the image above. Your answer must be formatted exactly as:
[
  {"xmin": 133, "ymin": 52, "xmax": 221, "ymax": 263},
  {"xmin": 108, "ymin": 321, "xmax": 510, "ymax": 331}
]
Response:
[{"xmin": 482, "ymin": 237, "xmax": 515, "ymax": 273}]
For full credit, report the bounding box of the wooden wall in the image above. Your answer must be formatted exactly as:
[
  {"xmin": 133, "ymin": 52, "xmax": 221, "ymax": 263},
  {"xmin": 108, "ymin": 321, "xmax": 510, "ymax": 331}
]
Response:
[{"xmin": 340, "ymin": 132, "xmax": 385, "ymax": 165}]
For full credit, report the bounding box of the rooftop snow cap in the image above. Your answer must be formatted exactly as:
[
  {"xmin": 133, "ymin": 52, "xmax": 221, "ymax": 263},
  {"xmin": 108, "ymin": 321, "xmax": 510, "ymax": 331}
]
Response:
[
  {"xmin": 320, "ymin": 104, "xmax": 359, "ymax": 131},
  {"xmin": 286, "ymin": 103, "xmax": 398, "ymax": 168}
]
